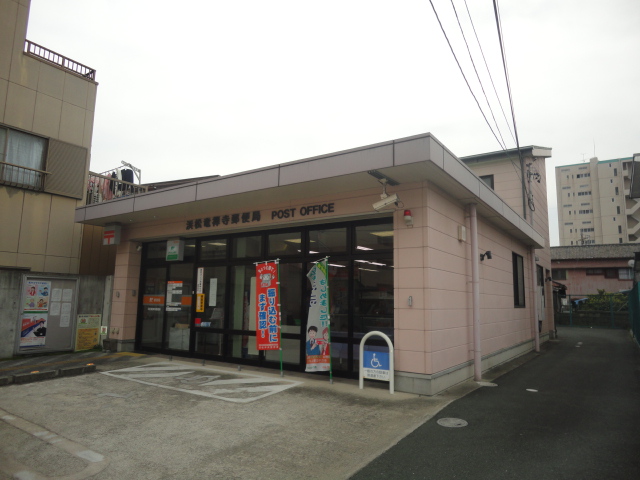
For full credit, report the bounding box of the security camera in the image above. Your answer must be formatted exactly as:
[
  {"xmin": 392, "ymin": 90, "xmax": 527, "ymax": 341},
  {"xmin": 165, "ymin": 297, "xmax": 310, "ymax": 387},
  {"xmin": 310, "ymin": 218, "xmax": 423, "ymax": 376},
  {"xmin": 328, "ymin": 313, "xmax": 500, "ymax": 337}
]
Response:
[{"xmin": 373, "ymin": 193, "xmax": 400, "ymax": 211}]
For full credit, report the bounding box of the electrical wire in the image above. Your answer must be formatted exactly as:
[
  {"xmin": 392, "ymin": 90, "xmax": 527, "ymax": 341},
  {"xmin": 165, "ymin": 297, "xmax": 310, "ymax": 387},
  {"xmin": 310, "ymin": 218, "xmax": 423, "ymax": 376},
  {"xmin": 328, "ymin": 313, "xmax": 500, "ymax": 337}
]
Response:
[
  {"xmin": 462, "ymin": 0, "xmax": 516, "ymax": 145},
  {"xmin": 449, "ymin": 0, "xmax": 506, "ymax": 150},
  {"xmin": 427, "ymin": 0, "xmax": 505, "ymax": 151},
  {"xmin": 492, "ymin": 0, "xmax": 532, "ymax": 214}
]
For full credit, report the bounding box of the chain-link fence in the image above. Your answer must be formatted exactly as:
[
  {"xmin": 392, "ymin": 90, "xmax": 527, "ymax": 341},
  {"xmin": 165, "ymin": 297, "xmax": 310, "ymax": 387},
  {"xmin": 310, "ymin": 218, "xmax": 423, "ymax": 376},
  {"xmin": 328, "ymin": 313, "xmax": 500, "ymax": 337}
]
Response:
[{"xmin": 555, "ymin": 292, "xmax": 630, "ymax": 329}]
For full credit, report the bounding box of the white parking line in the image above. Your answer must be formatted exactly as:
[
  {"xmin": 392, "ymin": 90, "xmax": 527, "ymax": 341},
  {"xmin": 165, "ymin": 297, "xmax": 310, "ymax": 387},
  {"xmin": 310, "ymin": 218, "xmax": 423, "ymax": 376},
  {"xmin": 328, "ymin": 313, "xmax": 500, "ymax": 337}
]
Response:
[{"xmin": 101, "ymin": 363, "xmax": 302, "ymax": 403}]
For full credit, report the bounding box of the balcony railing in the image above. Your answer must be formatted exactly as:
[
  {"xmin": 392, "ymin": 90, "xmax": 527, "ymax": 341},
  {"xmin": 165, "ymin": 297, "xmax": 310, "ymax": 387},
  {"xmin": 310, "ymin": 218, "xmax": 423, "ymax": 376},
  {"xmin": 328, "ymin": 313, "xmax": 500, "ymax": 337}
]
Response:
[
  {"xmin": 0, "ymin": 161, "xmax": 47, "ymax": 191},
  {"xmin": 25, "ymin": 40, "xmax": 96, "ymax": 80},
  {"xmin": 86, "ymin": 172, "xmax": 147, "ymax": 205}
]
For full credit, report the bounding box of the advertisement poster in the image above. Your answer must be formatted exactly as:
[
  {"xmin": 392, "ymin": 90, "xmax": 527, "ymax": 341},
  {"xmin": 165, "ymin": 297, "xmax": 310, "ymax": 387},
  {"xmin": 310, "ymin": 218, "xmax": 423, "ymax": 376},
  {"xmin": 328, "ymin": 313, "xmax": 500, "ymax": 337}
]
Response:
[
  {"xmin": 255, "ymin": 261, "xmax": 280, "ymax": 350},
  {"xmin": 24, "ymin": 280, "xmax": 51, "ymax": 312},
  {"xmin": 305, "ymin": 260, "xmax": 331, "ymax": 372},
  {"xmin": 75, "ymin": 314, "xmax": 101, "ymax": 351},
  {"xmin": 20, "ymin": 314, "xmax": 48, "ymax": 347}
]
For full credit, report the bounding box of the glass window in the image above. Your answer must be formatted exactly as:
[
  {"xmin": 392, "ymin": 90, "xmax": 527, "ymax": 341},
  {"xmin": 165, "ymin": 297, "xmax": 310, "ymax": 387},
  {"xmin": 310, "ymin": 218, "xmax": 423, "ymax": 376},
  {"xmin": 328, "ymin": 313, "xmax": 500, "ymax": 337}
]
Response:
[
  {"xmin": 165, "ymin": 263, "xmax": 193, "ymax": 351},
  {"xmin": 480, "ymin": 174, "xmax": 494, "ymax": 189},
  {"xmin": 353, "ymin": 258, "xmax": 394, "ymax": 336},
  {"xmin": 265, "ymin": 337, "xmax": 300, "ymax": 365},
  {"xmin": 233, "ymin": 235, "xmax": 261, "ymax": 258},
  {"xmin": 140, "ymin": 267, "xmax": 166, "ymax": 349},
  {"xmin": 355, "ymin": 222, "xmax": 393, "ymax": 252},
  {"xmin": 552, "ymin": 269, "xmax": 567, "ymax": 281},
  {"xmin": 619, "ymin": 268, "xmax": 633, "ymax": 280},
  {"xmin": 0, "ymin": 127, "xmax": 47, "ymax": 188},
  {"xmin": 195, "ymin": 332, "xmax": 223, "ymax": 356},
  {"xmin": 230, "ymin": 265, "xmax": 255, "ymax": 331},
  {"xmin": 604, "ymin": 268, "xmax": 618, "ymax": 279},
  {"xmin": 200, "ymin": 238, "xmax": 227, "ymax": 260},
  {"xmin": 279, "ymin": 263, "xmax": 304, "ymax": 330},
  {"xmin": 512, "ymin": 253, "xmax": 525, "ymax": 307},
  {"xmin": 327, "ymin": 261, "xmax": 349, "ymax": 337},
  {"xmin": 145, "ymin": 242, "xmax": 167, "ymax": 260},
  {"xmin": 308, "ymin": 227, "xmax": 346, "ymax": 254},
  {"xmin": 198, "ymin": 266, "xmax": 226, "ymax": 329},
  {"xmin": 268, "ymin": 231, "xmax": 302, "ymax": 256}
]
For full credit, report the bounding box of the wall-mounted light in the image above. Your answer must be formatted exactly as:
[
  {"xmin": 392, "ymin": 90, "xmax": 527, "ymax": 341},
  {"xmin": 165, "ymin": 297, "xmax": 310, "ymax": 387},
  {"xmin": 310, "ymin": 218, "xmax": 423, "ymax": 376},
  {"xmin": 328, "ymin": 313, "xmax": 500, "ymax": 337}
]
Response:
[
  {"xmin": 404, "ymin": 210, "xmax": 413, "ymax": 227},
  {"xmin": 480, "ymin": 251, "xmax": 492, "ymax": 261},
  {"xmin": 136, "ymin": 244, "xmax": 143, "ymax": 252}
]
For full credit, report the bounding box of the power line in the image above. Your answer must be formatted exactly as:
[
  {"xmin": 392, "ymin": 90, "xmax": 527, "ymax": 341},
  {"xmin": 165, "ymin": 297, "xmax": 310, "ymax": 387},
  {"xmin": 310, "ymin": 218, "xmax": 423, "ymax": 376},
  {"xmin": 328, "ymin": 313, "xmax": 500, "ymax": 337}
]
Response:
[
  {"xmin": 449, "ymin": 0, "xmax": 507, "ymax": 150},
  {"xmin": 427, "ymin": 0, "xmax": 505, "ymax": 151},
  {"xmin": 493, "ymin": 0, "xmax": 529, "ymax": 218},
  {"xmin": 462, "ymin": 0, "xmax": 516, "ymax": 145}
]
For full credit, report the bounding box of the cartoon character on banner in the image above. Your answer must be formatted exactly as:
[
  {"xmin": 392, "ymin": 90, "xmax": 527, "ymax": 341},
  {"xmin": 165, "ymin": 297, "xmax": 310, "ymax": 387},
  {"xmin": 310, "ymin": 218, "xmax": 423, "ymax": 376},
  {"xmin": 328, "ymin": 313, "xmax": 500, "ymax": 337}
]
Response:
[{"xmin": 260, "ymin": 273, "xmax": 273, "ymax": 288}]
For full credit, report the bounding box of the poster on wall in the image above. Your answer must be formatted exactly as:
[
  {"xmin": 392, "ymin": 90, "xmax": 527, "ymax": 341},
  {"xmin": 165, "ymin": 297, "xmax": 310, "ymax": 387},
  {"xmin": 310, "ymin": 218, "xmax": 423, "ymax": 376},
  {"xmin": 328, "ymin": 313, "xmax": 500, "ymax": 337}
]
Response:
[
  {"xmin": 24, "ymin": 280, "xmax": 51, "ymax": 312},
  {"xmin": 255, "ymin": 261, "xmax": 281, "ymax": 351},
  {"xmin": 75, "ymin": 314, "xmax": 102, "ymax": 351},
  {"xmin": 305, "ymin": 260, "xmax": 331, "ymax": 372},
  {"xmin": 20, "ymin": 314, "xmax": 48, "ymax": 347}
]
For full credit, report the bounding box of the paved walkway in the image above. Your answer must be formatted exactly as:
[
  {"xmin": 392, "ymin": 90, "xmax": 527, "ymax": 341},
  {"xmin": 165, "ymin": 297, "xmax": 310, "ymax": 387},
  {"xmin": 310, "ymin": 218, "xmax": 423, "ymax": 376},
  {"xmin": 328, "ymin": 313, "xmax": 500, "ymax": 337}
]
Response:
[{"xmin": 352, "ymin": 327, "xmax": 640, "ymax": 479}]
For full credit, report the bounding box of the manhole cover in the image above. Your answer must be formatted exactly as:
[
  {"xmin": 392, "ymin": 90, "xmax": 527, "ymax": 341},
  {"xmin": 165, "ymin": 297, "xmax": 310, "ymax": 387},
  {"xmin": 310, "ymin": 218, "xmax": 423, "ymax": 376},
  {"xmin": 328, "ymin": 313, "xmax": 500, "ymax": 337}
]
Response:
[{"xmin": 437, "ymin": 418, "xmax": 468, "ymax": 428}]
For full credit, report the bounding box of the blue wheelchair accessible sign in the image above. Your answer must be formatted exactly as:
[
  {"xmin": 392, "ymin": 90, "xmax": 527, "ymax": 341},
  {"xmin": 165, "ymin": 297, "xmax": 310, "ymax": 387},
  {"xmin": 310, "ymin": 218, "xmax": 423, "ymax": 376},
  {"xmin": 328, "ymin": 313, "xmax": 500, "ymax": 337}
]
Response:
[{"xmin": 363, "ymin": 350, "xmax": 390, "ymax": 381}]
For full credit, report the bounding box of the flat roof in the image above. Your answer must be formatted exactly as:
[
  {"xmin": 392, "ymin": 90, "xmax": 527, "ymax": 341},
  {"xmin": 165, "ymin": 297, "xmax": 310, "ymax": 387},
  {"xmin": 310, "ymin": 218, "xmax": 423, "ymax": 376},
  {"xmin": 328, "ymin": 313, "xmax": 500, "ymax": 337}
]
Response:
[
  {"xmin": 556, "ymin": 157, "xmax": 633, "ymax": 169},
  {"xmin": 75, "ymin": 132, "xmax": 545, "ymax": 249}
]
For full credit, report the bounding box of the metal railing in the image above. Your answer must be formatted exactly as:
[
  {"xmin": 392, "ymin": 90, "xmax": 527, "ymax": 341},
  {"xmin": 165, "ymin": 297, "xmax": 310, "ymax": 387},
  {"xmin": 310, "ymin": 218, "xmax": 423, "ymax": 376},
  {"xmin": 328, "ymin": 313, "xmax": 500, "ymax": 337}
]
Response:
[
  {"xmin": 24, "ymin": 40, "xmax": 96, "ymax": 80},
  {"xmin": 0, "ymin": 161, "xmax": 47, "ymax": 191},
  {"xmin": 86, "ymin": 172, "xmax": 147, "ymax": 205}
]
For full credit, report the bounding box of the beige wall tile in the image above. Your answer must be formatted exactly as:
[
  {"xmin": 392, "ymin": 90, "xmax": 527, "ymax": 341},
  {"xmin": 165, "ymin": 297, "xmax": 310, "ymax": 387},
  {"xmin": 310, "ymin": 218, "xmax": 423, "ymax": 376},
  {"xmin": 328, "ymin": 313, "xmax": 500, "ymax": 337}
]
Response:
[
  {"xmin": 10, "ymin": 52, "xmax": 39, "ymax": 91},
  {"xmin": 62, "ymin": 72, "xmax": 88, "ymax": 109},
  {"xmin": 69, "ymin": 257, "xmax": 79, "ymax": 274},
  {"xmin": 397, "ymin": 267, "xmax": 424, "ymax": 289},
  {"xmin": 82, "ymin": 106, "xmax": 94, "ymax": 148},
  {"xmin": 0, "ymin": 78, "xmax": 7, "ymax": 122},
  {"xmin": 44, "ymin": 255, "xmax": 70, "ymax": 273},
  {"xmin": 431, "ymin": 344, "xmax": 470, "ymax": 373},
  {"xmin": 58, "ymin": 101, "xmax": 85, "ymax": 145},
  {"xmin": 45, "ymin": 195, "xmax": 76, "ymax": 256},
  {"xmin": 0, "ymin": 186, "xmax": 23, "ymax": 251},
  {"xmin": 32, "ymin": 92, "xmax": 62, "ymax": 138},
  {"xmin": 395, "ymin": 308, "xmax": 428, "ymax": 331},
  {"xmin": 396, "ymin": 329, "xmax": 425, "ymax": 352},
  {"xmin": 4, "ymin": 81, "xmax": 36, "ymax": 130},
  {"xmin": 36, "ymin": 63, "xmax": 65, "ymax": 99},
  {"xmin": 70, "ymin": 223, "xmax": 83, "ymax": 259},
  {"xmin": 0, "ymin": 1, "xmax": 18, "ymax": 81},
  {"xmin": 16, "ymin": 252, "xmax": 45, "ymax": 271},
  {"xmin": 395, "ymin": 350, "xmax": 426, "ymax": 374},
  {"xmin": 18, "ymin": 191, "xmax": 51, "ymax": 254},
  {"xmin": 0, "ymin": 251, "xmax": 18, "ymax": 267},
  {"xmin": 86, "ymin": 82, "xmax": 97, "ymax": 112}
]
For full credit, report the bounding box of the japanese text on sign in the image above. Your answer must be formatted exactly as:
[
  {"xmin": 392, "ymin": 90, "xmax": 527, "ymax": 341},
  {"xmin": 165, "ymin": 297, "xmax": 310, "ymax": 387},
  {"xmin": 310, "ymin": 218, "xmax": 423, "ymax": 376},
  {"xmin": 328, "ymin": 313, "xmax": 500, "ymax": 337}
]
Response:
[
  {"xmin": 186, "ymin": 211, "xmax": 261, "ymax": 230},
  {"xmin": 255, "ymin": 262, "xmax": 280, "ymax": 350}
]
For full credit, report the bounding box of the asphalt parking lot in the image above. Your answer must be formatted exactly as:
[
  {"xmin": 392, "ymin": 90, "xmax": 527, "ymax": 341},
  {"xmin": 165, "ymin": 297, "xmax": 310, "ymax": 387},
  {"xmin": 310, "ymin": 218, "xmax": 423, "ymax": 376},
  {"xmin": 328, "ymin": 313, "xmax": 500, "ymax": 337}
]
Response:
[{"xmin": 0, "ymin": 353, "xmax": 482, "ymax": 480}]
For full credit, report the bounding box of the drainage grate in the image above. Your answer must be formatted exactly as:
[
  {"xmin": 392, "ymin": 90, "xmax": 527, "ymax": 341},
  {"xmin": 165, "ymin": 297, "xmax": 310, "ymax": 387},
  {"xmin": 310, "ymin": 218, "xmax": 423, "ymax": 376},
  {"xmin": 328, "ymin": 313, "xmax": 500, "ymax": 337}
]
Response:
[{"xmin": 437, "ymin": 418, "xmax": 468, "ymax": 428}]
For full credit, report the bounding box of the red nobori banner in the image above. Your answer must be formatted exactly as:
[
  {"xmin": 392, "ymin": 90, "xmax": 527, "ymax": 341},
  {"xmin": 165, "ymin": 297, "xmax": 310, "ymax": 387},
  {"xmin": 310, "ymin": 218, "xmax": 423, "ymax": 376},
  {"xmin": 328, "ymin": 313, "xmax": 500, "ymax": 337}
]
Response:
[{"xmin": 255, "ymin": 261, "xmax": 281, "ymax": 350}]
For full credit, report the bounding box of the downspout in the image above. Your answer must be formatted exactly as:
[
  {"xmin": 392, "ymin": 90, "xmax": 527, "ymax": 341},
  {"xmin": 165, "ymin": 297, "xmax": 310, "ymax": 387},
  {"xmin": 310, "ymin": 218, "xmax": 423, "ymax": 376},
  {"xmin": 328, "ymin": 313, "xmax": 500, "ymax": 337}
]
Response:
[
  {"xmin": 470, "ymin": 204, "xmax": 482, "ymax": 380},
  {"xmin": 530, "ymin": 246, "xmax": 540, "ymax": 353}
]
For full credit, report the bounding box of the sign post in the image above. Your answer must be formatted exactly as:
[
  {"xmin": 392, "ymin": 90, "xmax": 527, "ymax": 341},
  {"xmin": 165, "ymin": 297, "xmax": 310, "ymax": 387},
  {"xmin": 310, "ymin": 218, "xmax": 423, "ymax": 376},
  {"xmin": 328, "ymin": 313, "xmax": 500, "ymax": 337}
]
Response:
[{"xmin": 359, "ymin": 331, "xmax": 394, "ymax": 394}]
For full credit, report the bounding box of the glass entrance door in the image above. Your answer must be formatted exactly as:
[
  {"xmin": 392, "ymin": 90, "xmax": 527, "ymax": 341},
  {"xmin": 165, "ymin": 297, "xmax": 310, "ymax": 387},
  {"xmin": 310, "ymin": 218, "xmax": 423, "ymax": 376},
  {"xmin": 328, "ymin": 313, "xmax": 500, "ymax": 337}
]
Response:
[
  {"xmin": 165, "ymin": 263, "xmax": 193, "ymax": 351},
  {"xmin": 140, "ymin": 267, "xmax": 166, "ymax": 349}
]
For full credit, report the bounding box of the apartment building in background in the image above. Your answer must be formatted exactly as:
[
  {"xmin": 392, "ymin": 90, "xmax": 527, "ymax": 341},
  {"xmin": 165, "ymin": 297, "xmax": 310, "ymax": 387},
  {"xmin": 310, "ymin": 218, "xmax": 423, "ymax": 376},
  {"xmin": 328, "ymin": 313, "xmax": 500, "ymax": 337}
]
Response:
[{"xmin": 556, "ymin": 156, "xmax": 640, "ymax": 246}]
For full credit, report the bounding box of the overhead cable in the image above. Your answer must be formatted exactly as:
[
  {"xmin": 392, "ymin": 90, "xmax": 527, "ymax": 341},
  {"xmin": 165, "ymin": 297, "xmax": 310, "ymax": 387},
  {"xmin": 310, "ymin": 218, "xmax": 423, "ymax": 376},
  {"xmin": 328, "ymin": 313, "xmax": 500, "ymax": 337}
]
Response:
[
  {"xmin": 462, "ymin": 0, "xmax": 516, "ymax": 145},
  {"xmin": 427, "ymin": 0, "xmax": 505, "ymax": 151},
  {"xmin": 449, "ymin": 0, "xmax": 506, "ymax": 150}
]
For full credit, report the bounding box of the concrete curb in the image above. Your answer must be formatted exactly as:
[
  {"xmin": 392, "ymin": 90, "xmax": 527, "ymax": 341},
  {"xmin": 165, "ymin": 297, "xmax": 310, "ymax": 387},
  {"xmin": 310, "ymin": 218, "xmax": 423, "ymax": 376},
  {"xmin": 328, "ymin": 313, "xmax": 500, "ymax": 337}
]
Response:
[{"xmin": 0, "ymin": 364, "xmax": 97, "ymax": 387}]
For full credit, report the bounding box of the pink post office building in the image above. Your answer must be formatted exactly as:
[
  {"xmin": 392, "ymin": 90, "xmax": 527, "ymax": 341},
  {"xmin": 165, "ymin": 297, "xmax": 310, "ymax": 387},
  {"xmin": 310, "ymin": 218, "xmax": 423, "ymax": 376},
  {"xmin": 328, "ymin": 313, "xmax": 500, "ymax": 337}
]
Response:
[{"xmin": 75, "ymin": 133, "xmax": 553, "ymax": 395}]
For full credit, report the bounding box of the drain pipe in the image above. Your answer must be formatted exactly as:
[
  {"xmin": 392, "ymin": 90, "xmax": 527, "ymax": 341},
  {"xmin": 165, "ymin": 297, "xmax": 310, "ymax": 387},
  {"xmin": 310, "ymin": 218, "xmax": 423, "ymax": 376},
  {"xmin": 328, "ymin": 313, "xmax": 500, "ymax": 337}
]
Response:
[
  {"xmin": 470, "ymin": 204, "xmax": 482, "ymax": 381},
  {"xmin": 530, "ymin": 246, "xmax": 540, "ymax": 353}
]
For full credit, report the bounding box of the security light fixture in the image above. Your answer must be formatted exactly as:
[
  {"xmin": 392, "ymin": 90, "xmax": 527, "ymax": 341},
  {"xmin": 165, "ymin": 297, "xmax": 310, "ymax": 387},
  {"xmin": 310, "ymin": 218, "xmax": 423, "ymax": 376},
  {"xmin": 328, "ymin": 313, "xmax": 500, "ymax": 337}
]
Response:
[{"xmin": 480, "ymin": 251, "xmax": 492, "ymax": 261}]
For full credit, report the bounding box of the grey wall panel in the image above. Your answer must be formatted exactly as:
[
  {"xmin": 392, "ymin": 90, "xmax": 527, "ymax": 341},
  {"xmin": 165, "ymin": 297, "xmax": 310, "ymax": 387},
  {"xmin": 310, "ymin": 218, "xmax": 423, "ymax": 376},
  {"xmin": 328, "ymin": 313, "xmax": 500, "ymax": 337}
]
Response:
[
  {"xmin": 196, "ymin": 167, "xmax": 279, "ymax": 200},
  {"xmin": 133, "ymin": 185, "xmax": 197, "ymax": 211},
  {"xmin": 279, "ymin": 145, "xmax": 393, "ymax": 186}
]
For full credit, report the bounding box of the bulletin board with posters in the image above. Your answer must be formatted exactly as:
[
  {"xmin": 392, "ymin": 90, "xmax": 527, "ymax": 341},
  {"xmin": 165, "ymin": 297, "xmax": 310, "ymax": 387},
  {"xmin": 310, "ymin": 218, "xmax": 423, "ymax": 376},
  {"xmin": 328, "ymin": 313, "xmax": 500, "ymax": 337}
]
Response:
[{"xmin": 16, "ymin": 276, "xmax": 78, "ymax": 354}]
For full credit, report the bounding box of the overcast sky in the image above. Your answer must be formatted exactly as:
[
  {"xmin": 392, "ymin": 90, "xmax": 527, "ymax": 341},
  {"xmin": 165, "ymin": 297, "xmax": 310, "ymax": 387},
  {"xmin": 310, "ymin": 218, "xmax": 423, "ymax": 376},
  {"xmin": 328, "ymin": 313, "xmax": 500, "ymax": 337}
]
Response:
[{"xmin": 27, "ymin": 0, "xmax": 640, "ymax": 245}]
